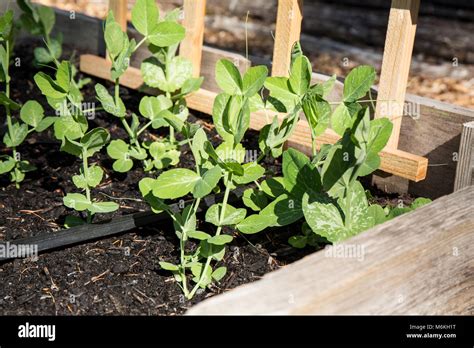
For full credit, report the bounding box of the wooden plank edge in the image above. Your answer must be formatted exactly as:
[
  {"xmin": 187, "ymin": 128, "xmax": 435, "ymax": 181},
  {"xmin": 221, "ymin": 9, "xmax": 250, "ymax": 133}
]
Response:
[{"xmin": 79, "ymin": 54, "xmax": 428, "ymax": 182}]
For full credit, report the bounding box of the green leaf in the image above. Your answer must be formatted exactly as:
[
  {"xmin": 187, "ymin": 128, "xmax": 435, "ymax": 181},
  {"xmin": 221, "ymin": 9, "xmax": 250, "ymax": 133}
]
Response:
[
  {"xmin": 0, "ymin": 157, "xmax": 15, "ymax": 174},
  {"xmin": 131, "ymin": 0, "xmax": 159, "ymax": 37},
  {"xmin": 262, "ymin": 193, "xmax": 303, "ymax": 227},
  {"xmin": 141, "ymin": 57, "xmax": 192, "ymax": 93},
  {"xmin": 233, "ymin": 162, "xmax": 265, "ymax": 185},
  {"xmin": 152, "ymin": 168, "xmax": 200, "ymax": 199},
  {"xmin": 148, "ymin": 21, "xmax": 185, "ymax": 47},
  {"xmin": 63, "ymin": 193, "xmax": 91, "ymax": 211},
  {"xmin": 242, "ymin": 65, "xmax": 268, "ymax": 97},
  {"xmin": 37, "ymin": 5, "xmax": 55, "ymax": 36},
  {"xmin": 368, "ymin": 204, "xmax": 388, "ymax": 225},
  {"xmin": 104, "ymin": 11, "xmax": 125, "ymax": 59},
  {"xmin": 64, "ymin": 215, "xmax": 85, "ymax": 228},
  {"xmin": 237, "ymin": 214, "xmax": 271, "ymax": 234},
  {"xmin": 20, "ymin": 100, "xmax": 45, "ymax": 128},
  {"xmin": 283, "ymin": 148, "xmax": 321, "ymax": 199},
  {"xmin": 338, "ymin": 181, "xmax": 374, "ymax": 233},
  {"xmin": 192, "ymin": 166, "xmax": 222, "ymax": 199},
  {"xmin": 242, "ymin": 188, "xmax": 268, "ymax": 211},
  {"xmin": 87, "ymin": 165, "xmax": 104, "ymax": 187},
  {"xmin": 212, "ymin": 266, "xmax": 227, "ymax": 282},
  {"xmin": 205, "ymin": 203, "xmax": 246, "ymax": 227},
  {"xmin": 107, "ymin": 139, "xmax": 129, "ymax": 160},
  {"xmin": 302, "ymin": 192, "xmax": 346, "ymax": 243},
  {"xmin": 89, "ymin": 201, "xmax": 119, "ymax": 214},
  {"xmin": 95, "ymin": 83, "xmax": 126, "ymax": 117},
  {"xmin": 289, "ymin": 55, "xmax": 311, "ymax": 96},
  {"xmin": 35, "ymin": 116, "xmax": 57, "ymax": 132},
  {"xmin": 53, "ymin": 115, "xmax": 84, "ymax": 141},
  {"xmin": 302, "ymin": 95, "xmax": 331, "ymax": 136},
  {"xmin": 34, "ymin": 72, "xmax": 67, "ymax": 99},
  {"xmin": 34, "ymin": 47, "xmax": 54, "ymax": 64},
  {"xmin": 139, "ymin": 95, "xmax": 172, "ymax": 119},
  {"xmin": 215, "ymin": 59, "xmax": 243, "ymax": 95},
  {"xmin": 56, "ymin": 61, "xmax": 72, "ymax": 93},
  {"xmin": 331, "ymin": 103, "xmax": 356, "ymax": 136},
  {"xmin": 159, "ymin": 261, "xmax": 179, "ymax": 271},
  {"xmin": 138, "ymin": 177, "xmax": 156, "ymax": 196},
  {"xmin": 343, "ymin": 65, "xmax": 376, "ymax": 103},
  {"xmin": 288, "ymin": 235, "xmax": 307, "ymax": 249},
  {"xmin": 81, "ymin": 128, "xmax": 110, "ymax": 156},
  {"xmin": 180, "ymin": 77, "xmax": 203, "ymax": 95},
  {"xmin": 3, "ymin": 123, "xmax": 28, "ymax": 148},
  {"xmin": 207, "ymin": 234, "xmax": 233, "ymax": 246},
  {"xmin": 261, "ymin": 177, "xmax": 286, "ymax": 198},
  {"xmin": 0, "ymin": 92, "xmax": 21, "ymax": 110},
  {"xmin": 191, "ymin": 128, "xmax": 209, "ymax": 165},
  {"xmin": 187, "ymin": 230, "xmax": 211, "ymax": 241},
  {"xmin": 410, "ymin": 197, "xmax": 432, "ymax": 210},
  {"xmin": 311, "ymin": 74, "xmax": 336, "ymax": 99},
  {"xmin": 264, "ymin": 77, "xmax": 299, "ymax": 112}
]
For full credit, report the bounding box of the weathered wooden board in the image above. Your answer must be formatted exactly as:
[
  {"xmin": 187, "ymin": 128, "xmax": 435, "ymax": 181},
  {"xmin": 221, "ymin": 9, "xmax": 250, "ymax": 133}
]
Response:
[
  {"xmin": 454, "ymin": 121, "xmax": 474, "ymax": 191},
  {"xmin": 187, "ymin": 186, "xmax": 474, "ymax": 315}
]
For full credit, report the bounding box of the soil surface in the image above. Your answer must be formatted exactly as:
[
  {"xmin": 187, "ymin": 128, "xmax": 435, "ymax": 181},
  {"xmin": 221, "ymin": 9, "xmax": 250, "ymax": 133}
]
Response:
[{"xmin": 0, "ymin": 42, "xmax": 414, "ymax": 316}]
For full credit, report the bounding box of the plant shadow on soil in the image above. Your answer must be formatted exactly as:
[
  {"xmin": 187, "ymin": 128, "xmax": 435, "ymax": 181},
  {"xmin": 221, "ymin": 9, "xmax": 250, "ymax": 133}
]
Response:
[{"xmin": 0, "ymin": 41, "xmax": 414, "ymax": 315}]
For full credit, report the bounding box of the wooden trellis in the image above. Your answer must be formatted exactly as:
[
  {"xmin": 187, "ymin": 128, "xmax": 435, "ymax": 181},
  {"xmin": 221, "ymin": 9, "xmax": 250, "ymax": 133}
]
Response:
[{"xmin": 79, "ymin": 0, "xmax": 428, "ymax": 182}]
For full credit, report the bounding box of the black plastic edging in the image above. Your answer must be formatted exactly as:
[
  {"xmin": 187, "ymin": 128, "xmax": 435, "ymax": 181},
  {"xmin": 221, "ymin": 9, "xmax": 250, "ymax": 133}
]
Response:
[{"xmin": 0, "ymin": 188, "xmax": 245, "ymax": 262}]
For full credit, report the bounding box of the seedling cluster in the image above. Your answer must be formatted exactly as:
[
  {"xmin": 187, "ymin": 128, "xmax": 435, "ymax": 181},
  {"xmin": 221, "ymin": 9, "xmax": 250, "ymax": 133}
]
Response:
[{"xmin": 0, "ymin": 0, "xmax": 431, "ymax": 299}]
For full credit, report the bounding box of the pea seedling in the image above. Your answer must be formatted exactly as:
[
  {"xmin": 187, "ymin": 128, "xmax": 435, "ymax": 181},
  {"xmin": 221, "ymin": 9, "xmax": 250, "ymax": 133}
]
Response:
[
  {"xmin": 0, "ymin": 9, "xmax": 54, "ymax": 187},
  {"xmin": 237, "ymin": 46, "xmax": 397, "ymax": 244},
  {"xmin": 140, "ymin": 59, "xmax": 268, "ymax": 299},
  {"xmin": 34, "ymin": 60, "xmax": 118, "ymax": 225},
  {"xmin": 17, "ymin": 0, "xmax": 90, "ymax": 90},
  {"xmin": 97, "ymin": 0, "xmax": 202, "ymax": 173}
]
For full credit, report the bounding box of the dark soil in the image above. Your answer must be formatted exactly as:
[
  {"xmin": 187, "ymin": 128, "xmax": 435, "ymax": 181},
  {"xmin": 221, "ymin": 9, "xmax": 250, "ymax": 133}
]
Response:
[{"xmin": 0, "ymin": 41, "xmax": 414, "ymax": 316}]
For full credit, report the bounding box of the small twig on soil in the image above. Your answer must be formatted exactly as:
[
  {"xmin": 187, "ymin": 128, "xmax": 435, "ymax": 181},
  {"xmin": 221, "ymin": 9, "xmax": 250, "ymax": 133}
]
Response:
[
  {"xmin": 85, "ymin": 269, "xmax": 110, "ymax": 285},
  {"xmin": 98, "ymin": 192, "xmax": 143, "ymax": 202}
]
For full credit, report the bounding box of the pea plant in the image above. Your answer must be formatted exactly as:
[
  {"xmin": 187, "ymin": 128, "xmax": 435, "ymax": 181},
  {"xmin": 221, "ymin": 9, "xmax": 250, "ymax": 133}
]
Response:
[
  {"xmin": 16, "ymin": 0, "xmax": 90, "ymax": 89},
  {"xmin": 236, "ymin": 48, "xmax": 405, "ymax": 245},
  {"xmin": 34, "ymin": 60, "xmax": 118, "ymax": 225},
  {"xmin": 140, "ymin": 59, "xmax": 269, "ymax": 299},
  {"xmin": 97, "ymin": 0, "xmax": 202, "ymax": 173},
  {"xmin": 0, "ymin": 9, "xmax": 54, "ymax": 187}
]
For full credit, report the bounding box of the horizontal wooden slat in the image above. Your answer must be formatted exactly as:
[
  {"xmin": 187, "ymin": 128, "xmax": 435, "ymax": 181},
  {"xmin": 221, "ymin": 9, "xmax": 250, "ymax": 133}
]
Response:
[
  {"xmin": 79, "ymin": 54, "xmax": 428, "ymax": 181},
  {"xmin": 187, "ymin": 186, "xmax": 474, "ymax": 315}
]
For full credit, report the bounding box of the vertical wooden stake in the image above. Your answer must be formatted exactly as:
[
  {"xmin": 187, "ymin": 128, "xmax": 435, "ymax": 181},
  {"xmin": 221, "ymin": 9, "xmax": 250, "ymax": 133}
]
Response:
[
  {"xmin": 272, "ymin": 0, "xmax": 303, "ymax": 77},
  {"xmin": 108, "ymin": 0, "xmax": 128, "ymax": 30},
  {"xmin": 107, "ymin": 0, "xmax": 128, "ymax": 61},
  {"xmin": 180, "ymin": 0, "xmax": 207, "ymax": 77},
  {"xmin": 454, "ymin": 121, "xmax": 474, "ymax": 191},
  {"xmin": 375, "ymin": 0, "xmax": 420, "ymax": 149}
]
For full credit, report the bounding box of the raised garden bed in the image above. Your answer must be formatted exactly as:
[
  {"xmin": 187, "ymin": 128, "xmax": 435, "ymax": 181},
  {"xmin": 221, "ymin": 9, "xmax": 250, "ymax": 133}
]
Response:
[{"xmin": 0, "ymin": 0, "xmax": 472, "ymax": 318}]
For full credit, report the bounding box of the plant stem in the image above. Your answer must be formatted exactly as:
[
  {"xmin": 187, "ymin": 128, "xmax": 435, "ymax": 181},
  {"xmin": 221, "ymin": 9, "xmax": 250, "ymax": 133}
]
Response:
[
  {"xmin": 136, "ymin": 120, "xmax": 153, "ymax": 137},
  {"xmin": 82, "ymin": 149, "xmax": 92, "ymax": 224},
  {"xmin": 121, "ymin": 117, "xmax": 135, "ymax": 142},
  {"xmin": 179, "ymin": 197, "xmax": 202, "ymax": 298},
  {"xmin": 4, "ymin": 40, "xmax": 19, "ymax": 187},
  {"xmin": 133, "ymin": 37, "xmax": 148, "ymax": 53},
  {"xmin": 188, "ymin": 173, "xmax": 233, "ymax": 299},
  {"xmin": 114, "ymin": 77, "xmax": 136, "ymax": 143}
]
